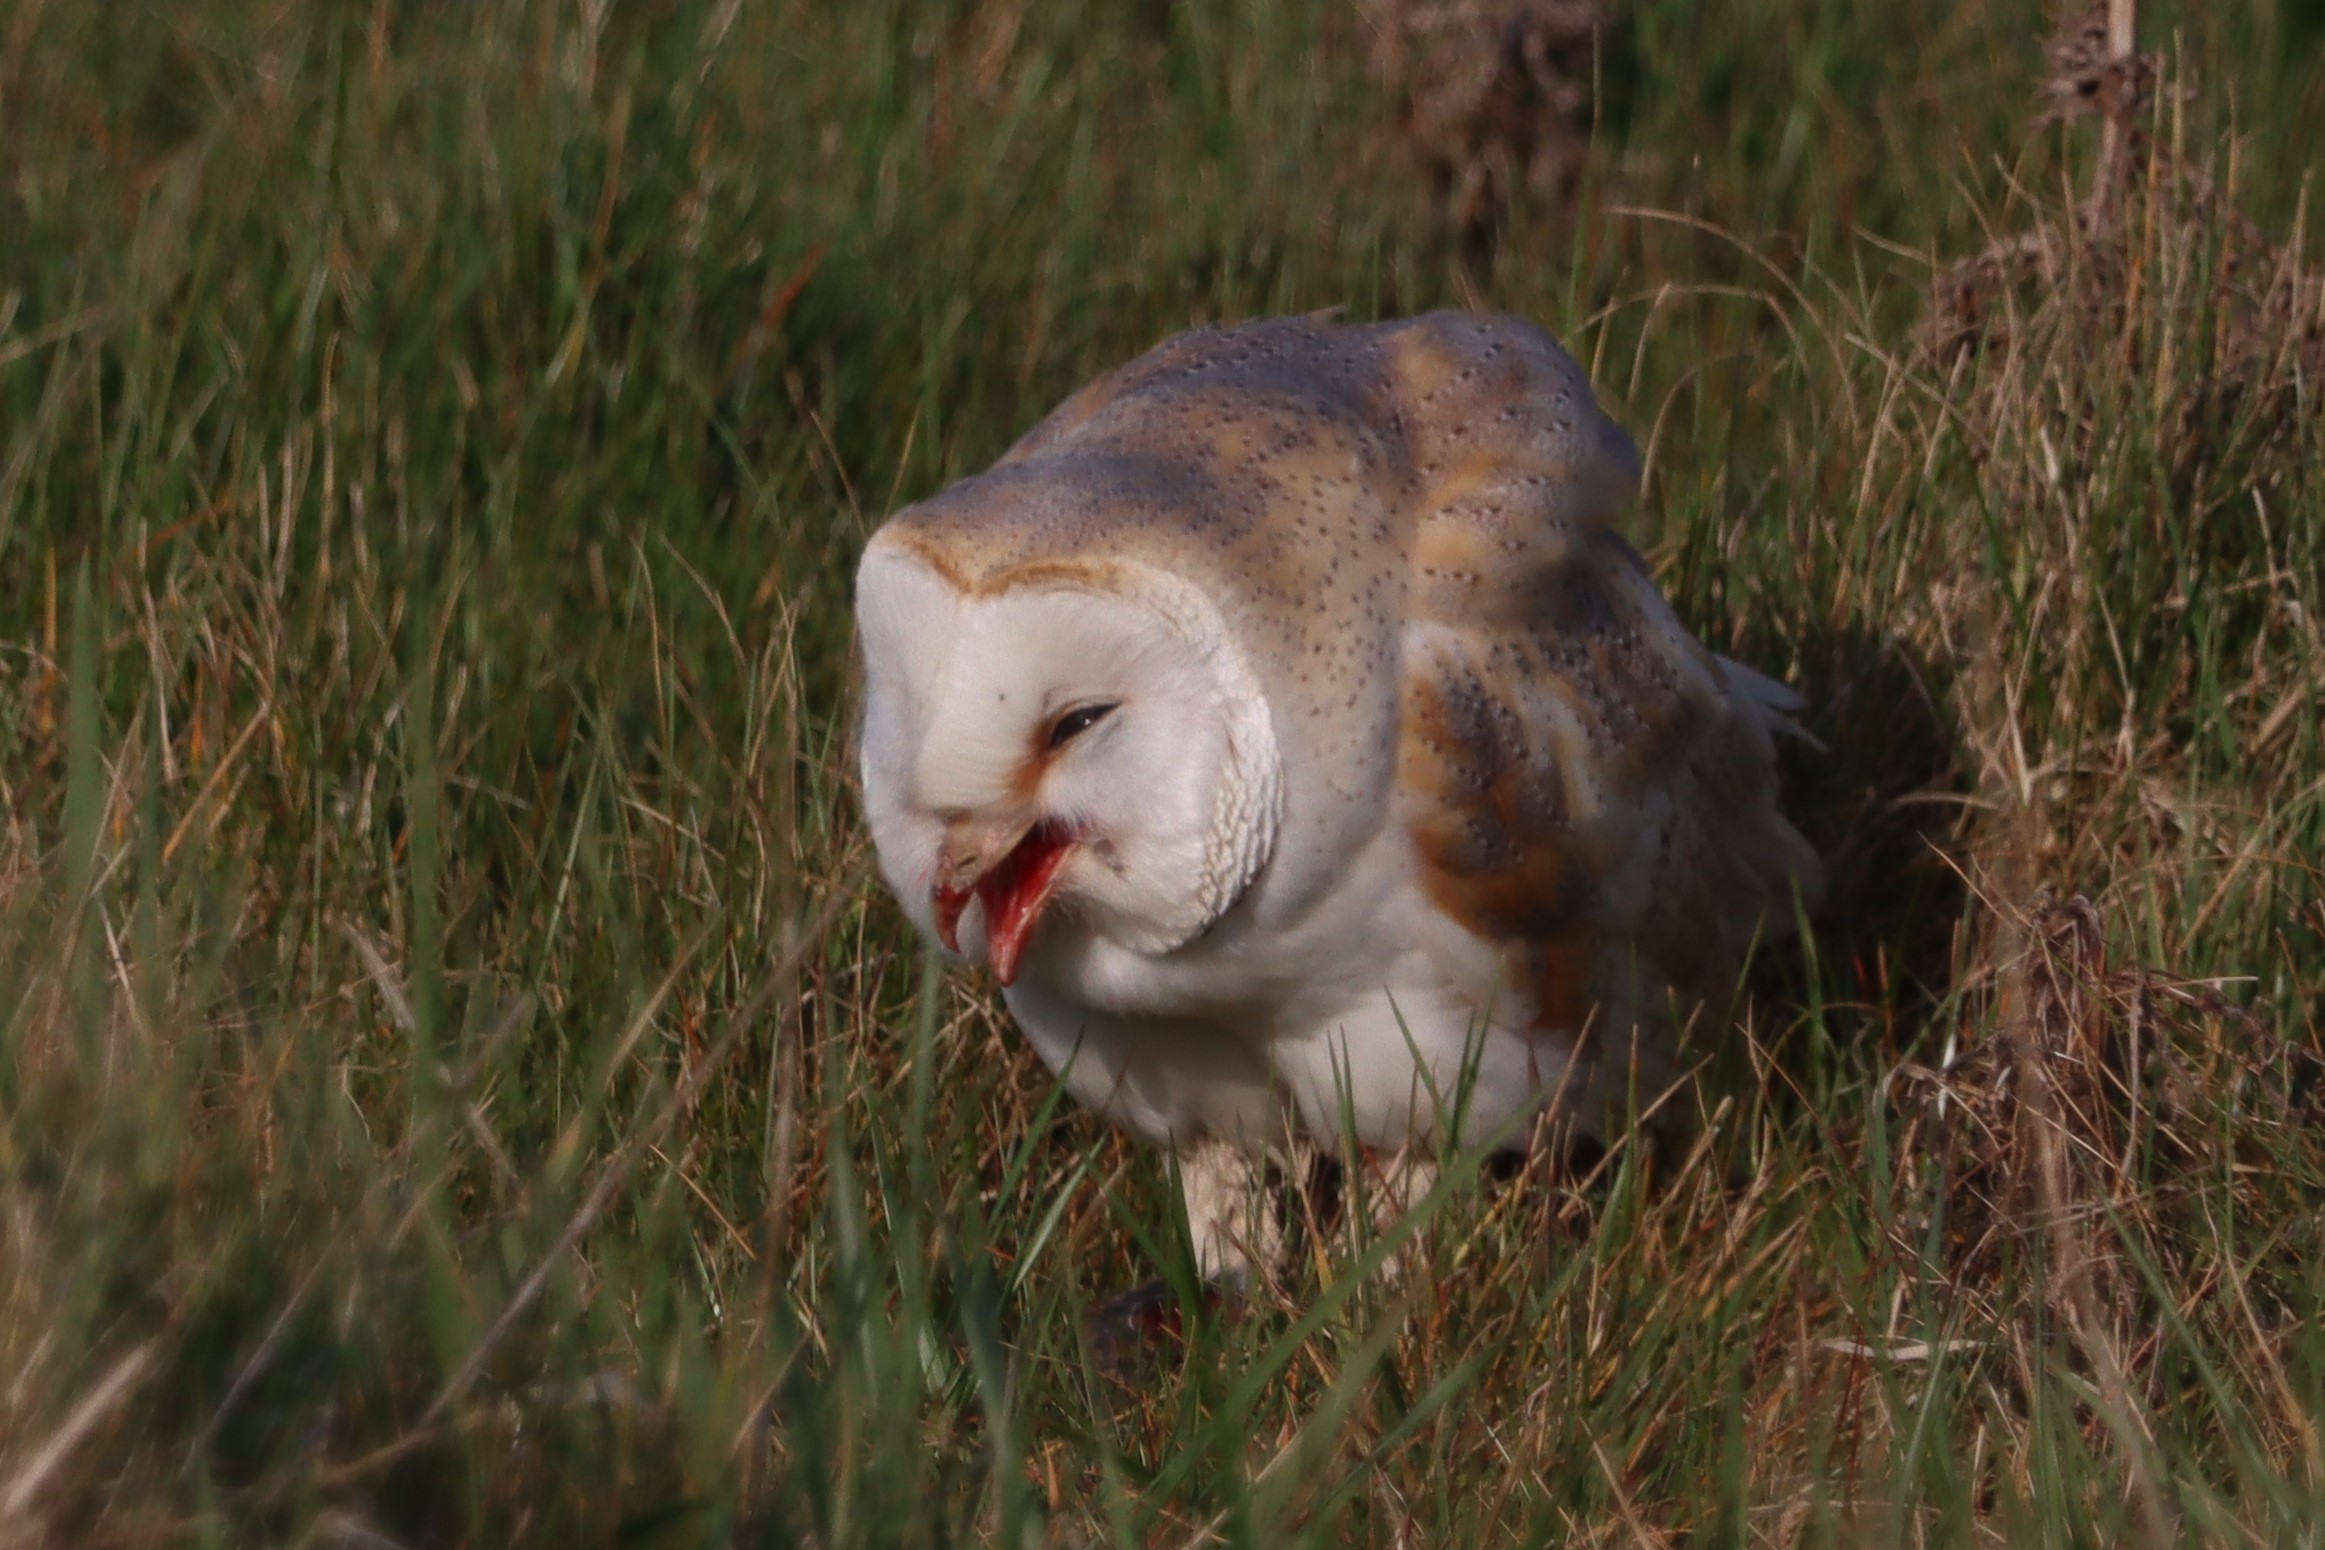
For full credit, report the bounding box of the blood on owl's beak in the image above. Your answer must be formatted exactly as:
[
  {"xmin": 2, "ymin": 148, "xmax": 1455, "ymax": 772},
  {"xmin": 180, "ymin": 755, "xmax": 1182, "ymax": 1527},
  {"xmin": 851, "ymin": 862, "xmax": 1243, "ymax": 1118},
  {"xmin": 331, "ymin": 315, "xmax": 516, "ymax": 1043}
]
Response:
[{"xmin": 932, "ymin": 814, "xmax": 1076, "ymax": 987}]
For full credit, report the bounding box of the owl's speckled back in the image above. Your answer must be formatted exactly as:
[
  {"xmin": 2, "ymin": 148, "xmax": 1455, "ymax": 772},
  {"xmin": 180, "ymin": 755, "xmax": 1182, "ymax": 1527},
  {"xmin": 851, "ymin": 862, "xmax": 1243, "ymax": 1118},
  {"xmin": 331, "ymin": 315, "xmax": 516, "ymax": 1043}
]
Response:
[
  {"xmin": 879, "ymin": 311, "xmax": 1635, "ymax": 650},
  {"xmin": 872, "ymin": 310, "xmax": 1818, "ymax": 987}
]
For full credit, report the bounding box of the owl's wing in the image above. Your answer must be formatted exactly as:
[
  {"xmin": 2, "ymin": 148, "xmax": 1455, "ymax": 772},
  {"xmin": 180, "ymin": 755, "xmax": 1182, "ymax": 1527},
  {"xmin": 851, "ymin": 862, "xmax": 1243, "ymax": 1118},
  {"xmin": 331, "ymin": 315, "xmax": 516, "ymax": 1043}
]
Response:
[{"xmin": 1385, "ymin": 318, "xmax": 1822, "ymax": 1014}]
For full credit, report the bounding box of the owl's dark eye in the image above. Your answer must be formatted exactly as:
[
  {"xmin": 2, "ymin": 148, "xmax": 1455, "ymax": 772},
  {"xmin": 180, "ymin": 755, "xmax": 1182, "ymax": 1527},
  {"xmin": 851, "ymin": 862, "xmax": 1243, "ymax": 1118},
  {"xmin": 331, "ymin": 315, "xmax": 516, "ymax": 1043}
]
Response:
[{"xmin": 1047, "ymin": 702, "xmax": 1119, "ymax": 749}]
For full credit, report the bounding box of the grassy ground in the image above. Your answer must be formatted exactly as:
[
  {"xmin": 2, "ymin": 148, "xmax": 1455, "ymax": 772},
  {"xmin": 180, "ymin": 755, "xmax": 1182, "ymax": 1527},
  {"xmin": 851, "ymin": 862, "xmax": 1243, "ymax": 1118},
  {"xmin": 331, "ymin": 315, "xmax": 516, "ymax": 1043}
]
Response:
[{"xmin": 3, "ymin": 0, "xmax": 2323, "ymax": 1543}]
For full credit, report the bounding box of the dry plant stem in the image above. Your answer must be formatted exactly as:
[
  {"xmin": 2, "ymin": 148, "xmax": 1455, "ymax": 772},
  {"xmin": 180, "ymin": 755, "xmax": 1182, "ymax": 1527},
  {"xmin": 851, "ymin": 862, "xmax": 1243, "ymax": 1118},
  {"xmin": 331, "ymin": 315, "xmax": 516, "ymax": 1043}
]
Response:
[
  {"xmin": 2006, "ymin": 905, "xmax": 2174, "ymax": 1548},
  {"xmin": 2095, "ymin": 0, "xmax": 2139, "ymax": 216},
  {"xmin": 0, "ymin": 1344, "xmax": 154, "ymax": 1533}
]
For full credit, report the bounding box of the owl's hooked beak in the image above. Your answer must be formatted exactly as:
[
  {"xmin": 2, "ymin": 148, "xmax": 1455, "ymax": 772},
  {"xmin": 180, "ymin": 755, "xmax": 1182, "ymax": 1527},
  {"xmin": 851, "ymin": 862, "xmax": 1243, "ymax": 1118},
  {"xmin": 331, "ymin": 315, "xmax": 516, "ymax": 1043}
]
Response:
[{"xmin": 932, "ymin": 813, "xmax": 1077, "ymax": 986}]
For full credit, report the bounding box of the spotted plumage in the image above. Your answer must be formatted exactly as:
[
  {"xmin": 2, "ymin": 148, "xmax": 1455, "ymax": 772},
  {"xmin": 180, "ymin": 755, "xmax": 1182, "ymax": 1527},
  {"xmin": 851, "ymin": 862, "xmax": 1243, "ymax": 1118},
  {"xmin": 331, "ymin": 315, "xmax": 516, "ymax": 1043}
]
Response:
[{"xmin": 856, "ymin": 311, "xmax": 1822, "ymax": 1278}]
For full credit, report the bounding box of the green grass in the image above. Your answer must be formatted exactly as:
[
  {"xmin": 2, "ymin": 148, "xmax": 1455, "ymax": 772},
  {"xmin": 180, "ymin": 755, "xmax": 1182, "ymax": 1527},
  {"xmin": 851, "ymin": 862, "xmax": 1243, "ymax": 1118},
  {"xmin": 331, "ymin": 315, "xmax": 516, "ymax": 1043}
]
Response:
[{"xmin": 2, "ymin": 0, "xmax": 2322, "ymax": 1543}]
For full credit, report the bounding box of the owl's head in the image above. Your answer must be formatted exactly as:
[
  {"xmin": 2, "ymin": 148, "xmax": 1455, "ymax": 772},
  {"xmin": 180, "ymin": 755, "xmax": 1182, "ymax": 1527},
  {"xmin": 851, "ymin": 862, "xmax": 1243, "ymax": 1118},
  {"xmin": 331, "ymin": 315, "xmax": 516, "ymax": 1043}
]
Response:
[{"xmin": 855, "ymin": 539, "xmax": 1283, "ymax": 984}]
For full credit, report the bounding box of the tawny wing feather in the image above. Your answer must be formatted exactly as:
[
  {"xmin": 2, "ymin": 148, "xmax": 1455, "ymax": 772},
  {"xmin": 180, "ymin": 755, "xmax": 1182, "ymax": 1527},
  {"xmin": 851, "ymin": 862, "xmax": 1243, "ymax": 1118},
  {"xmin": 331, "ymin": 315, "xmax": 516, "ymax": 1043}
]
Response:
[{"xmin": 1382, "ymin": 319, "xmax": 1823, "ymax": 1013}]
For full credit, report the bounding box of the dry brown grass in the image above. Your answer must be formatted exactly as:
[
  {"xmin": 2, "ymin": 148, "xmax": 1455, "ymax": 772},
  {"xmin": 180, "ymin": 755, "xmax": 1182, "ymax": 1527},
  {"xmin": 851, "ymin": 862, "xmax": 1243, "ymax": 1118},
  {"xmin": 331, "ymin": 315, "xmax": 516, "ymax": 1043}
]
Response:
[{"xmin": 1369, "ymin": 0, "xmax": 1610, "ymax": 270}]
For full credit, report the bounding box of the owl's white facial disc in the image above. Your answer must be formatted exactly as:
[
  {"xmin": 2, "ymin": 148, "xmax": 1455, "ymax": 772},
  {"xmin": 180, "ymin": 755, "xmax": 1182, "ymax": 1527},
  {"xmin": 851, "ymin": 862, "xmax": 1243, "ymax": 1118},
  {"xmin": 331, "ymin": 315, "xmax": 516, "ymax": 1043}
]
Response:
[{"xmin": 856, "ymin": 542, "xmax": 1282, "ymax": 980}]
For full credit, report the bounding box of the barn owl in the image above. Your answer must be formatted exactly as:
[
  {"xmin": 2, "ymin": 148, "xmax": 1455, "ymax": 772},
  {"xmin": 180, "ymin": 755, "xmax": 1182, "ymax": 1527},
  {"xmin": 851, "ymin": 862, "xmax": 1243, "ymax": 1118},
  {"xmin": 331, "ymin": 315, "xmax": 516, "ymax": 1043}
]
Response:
[{"xmin": 855, "ymin": 312, "xmax": 1821, "ymax": 1281}]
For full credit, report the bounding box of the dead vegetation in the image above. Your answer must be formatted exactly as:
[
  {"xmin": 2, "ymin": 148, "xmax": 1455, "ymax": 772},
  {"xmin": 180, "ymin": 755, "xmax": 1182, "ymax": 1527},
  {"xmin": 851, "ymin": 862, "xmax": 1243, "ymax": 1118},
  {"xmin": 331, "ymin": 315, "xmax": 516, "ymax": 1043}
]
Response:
[
  {"xmin": 1369, "ymin": 0, "xmax": 1610, "ymax": 269},
  {"xmin": 1926, "ymin": 1, "xmax": 2325, "ymax": 401},
  {"xmin": 1821, "ymin": 5, "xmax": 2325, "ymax": 1527},
  {"xmin": 1891, "ymin": 888, "xmax": 2320, "ymax": 1489}
]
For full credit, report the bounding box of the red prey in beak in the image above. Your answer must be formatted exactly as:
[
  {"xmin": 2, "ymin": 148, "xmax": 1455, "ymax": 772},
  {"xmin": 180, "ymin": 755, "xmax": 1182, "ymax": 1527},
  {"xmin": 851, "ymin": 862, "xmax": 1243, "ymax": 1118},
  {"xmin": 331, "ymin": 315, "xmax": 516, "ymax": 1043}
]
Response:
[{"xmin": 932, "ymin": 815, "xmax": 1077, "ymax": 986}]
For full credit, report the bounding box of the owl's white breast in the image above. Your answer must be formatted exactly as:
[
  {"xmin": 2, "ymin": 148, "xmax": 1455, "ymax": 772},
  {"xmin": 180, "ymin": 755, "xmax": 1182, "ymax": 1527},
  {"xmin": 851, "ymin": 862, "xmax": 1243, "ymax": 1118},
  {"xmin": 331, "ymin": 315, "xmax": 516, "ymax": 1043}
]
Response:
[{"xmin": 1003, "ymin": 812, "xmax": 1571, "ymax": 1153}]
